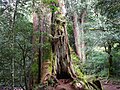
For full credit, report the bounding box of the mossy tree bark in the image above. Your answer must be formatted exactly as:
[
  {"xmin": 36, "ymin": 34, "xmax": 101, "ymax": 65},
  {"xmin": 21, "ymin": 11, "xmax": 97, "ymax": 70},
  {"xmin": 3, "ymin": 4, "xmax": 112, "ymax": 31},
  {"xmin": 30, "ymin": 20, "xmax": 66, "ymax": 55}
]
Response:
[
  {"xmin": 50, "ymin": 1, "xmax": 76, "ymax": 80},
  {"xmin": 47, "ymin": 1, "xmax": 103, "ymax": 90},
  {"xmin": 51, "ymin": 15, "xmax": 76, "ymax": 79},
  {"xmin": 29, "ymin": 11, "xmax": 39, "ymax": 89},
  {"xmin": 40, "ymin": 15, "xmax": 52, "ymax": 83}
]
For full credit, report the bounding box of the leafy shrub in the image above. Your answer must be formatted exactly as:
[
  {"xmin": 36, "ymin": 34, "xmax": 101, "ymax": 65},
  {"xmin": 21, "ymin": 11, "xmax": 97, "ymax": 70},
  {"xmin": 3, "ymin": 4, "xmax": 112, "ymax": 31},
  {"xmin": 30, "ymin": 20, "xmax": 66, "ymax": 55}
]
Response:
[{"xmin": 82, "ymin": 51, "xmax": 108, "ymax": 77}]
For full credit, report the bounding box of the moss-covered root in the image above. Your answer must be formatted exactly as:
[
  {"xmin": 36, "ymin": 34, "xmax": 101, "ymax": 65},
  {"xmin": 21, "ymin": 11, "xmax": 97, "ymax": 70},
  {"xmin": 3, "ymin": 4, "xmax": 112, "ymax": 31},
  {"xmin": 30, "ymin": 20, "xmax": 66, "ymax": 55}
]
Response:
[{"xmin": 37, "ymin": 76, "xmax": 103, "ymax": 90}]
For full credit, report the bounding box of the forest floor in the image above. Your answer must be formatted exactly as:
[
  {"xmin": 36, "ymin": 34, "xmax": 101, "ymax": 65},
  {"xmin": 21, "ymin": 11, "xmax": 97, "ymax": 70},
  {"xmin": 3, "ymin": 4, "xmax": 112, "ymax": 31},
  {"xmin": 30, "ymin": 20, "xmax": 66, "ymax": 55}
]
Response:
[
  {"xmin": 101, "ymin": 78, "xmax": 120, "ymax": 90},
  {"xmin": 47, "ymin": 78, "xmax": 120, "ymax": 90}
]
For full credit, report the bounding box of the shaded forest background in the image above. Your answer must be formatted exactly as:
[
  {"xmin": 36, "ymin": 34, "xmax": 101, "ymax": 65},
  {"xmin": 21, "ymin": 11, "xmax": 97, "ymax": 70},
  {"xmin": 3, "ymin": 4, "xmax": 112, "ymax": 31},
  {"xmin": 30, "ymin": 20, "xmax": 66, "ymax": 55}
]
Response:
[{"xmin": 0, "ymin": 0, "xmax": 120, "ymax": 89}]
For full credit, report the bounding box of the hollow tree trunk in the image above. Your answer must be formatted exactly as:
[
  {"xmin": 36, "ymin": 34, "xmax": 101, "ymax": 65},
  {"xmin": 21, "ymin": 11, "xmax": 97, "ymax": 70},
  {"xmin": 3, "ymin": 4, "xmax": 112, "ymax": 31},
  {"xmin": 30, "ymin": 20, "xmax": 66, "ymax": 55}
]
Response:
[{"xmin": 51, "ymin": 0, "xmax": 76, "ymax": 80}]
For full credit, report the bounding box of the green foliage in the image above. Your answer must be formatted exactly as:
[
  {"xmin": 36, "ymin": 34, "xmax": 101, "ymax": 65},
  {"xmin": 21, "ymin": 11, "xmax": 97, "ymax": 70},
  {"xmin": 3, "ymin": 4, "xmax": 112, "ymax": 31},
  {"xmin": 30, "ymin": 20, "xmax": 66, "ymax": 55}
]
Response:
[
  {"xmin": 31, "ymin": 62, "xmax": 38, "ymax": 76},
  {"xmin": 96, "ymin": 0, "xmax": 120, "ymax": 19},
  {"xmin": 0, "ymin": 0, "xmax": 33, "ymax": 87},
  {"xmin": 70, "ymin": 48, "xmax": 85, "ymax": 79},
  {"xmin": 67, "ymin": 22, "xmax": 75, "ymax": 50},
  {"xmin": 83, "ymin": 51, "xmax": 108, "ymax": 77},
  {"xmin": 42, "ymin": 0, "xmax": 59, "ymax": 13},
  {"xmin": 49, "ymin": 5, "xmax": 59, "ymax": 13},
  {"xmin": 112, "ymin": 45, "xmax": 120, "ymax": 76},
  {"xmin": 42, "ymin": 0, "xmax": 58, "ymax": 4}
]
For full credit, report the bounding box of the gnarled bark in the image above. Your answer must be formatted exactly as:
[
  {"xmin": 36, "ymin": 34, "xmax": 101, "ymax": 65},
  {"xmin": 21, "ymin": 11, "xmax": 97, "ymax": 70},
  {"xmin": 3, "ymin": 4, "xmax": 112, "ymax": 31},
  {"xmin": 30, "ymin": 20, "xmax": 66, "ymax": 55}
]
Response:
[{"xmin": 51, "ymin": 13, "xmax": 76, "ymax": 79}]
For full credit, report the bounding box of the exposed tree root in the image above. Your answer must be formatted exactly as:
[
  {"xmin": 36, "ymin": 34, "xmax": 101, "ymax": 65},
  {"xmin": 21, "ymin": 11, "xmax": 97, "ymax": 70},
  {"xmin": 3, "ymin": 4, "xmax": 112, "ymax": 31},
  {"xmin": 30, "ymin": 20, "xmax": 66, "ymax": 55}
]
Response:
[{"xmin": 39, "ymin": 73, "xmax": 103, "ymax": 90}]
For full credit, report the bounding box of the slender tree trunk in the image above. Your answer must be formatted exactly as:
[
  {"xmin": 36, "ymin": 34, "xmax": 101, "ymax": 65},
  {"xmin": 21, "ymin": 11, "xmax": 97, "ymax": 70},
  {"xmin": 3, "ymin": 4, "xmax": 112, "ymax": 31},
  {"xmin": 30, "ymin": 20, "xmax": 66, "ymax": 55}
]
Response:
[
  {"xmin": 39, "ymin": 16, "xmax": 47, "ymax": 82},
  {"xmin": 107, "ymin": 42, "xmax": 112, "ymax": 77},
  {"xmin": 79, "ymin": 10, "xmax": 86, "ymax": 63},
  {"xmin": 23, "ymin": 53, "xmax": 28, "ymax": 90},
  {"xmin": 30, "ymin": 11, "xmax": 39, "ymax": 89},
  {"xmin": 38, "ymin": 41, "xmax": 41, "ymax": 83},
  {"xmin": 32, "ymin": 0, "xmax": 43, "ymax": 84},
  {"xmin": 73, "ymin": 10, "xmax": 86, "ymax": 63},
  {"xmin": 17, "ymin": 42, "xmax": 29, "ymax": 90},
  {"xmin": 10, "ymin": 0, "xmax": 19, "ymax": 89},
  {"xmin": 104, "ymin": 41, "xmax": 113, "ymax": 78},
  {"xmin": 73, "ymin": 12, "xmax": 81, "ymax": 61},
  {"xmin": 37, "ymin": 14, "xmax": 44, "ymax": 84}
]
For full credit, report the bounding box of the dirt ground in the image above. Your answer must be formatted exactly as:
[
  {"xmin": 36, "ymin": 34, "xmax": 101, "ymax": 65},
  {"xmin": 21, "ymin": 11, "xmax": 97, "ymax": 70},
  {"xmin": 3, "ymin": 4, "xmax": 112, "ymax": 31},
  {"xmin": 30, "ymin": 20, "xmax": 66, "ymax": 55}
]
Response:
[{"xmin": 101, "ymin": 80, "xmax": 120, "ymax": 90}]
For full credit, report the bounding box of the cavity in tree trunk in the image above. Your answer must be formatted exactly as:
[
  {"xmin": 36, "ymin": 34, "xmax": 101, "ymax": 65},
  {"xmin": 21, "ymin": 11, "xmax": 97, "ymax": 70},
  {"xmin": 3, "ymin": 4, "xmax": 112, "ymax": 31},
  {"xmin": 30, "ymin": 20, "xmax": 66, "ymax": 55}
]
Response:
[{"xmin": 51, "ymin": 14, "xmax": 76, "ymax": 79}]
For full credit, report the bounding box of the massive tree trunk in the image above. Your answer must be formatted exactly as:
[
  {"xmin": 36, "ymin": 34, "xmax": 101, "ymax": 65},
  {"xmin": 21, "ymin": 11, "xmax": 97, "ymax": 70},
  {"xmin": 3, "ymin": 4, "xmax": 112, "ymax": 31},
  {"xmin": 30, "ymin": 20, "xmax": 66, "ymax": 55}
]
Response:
[
  {"xmin": 51, "ymin": 13, "xmax": 76, "ymax": 79},
  {"xmin": 51, "ymin": 0, "xmax": 76, "ymax": 80}
]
